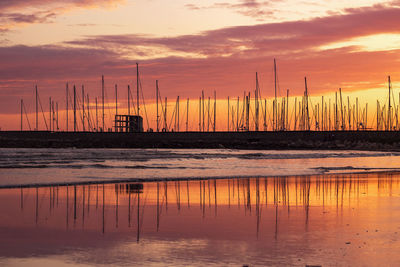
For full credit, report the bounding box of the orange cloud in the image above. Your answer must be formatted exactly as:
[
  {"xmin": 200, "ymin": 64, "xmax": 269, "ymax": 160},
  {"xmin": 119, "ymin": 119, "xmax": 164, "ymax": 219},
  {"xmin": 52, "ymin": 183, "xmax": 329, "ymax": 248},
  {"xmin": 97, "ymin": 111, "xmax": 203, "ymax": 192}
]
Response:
[{"xmin": 1, "ymin": 3, "xmax": 400, "ymax": 130}]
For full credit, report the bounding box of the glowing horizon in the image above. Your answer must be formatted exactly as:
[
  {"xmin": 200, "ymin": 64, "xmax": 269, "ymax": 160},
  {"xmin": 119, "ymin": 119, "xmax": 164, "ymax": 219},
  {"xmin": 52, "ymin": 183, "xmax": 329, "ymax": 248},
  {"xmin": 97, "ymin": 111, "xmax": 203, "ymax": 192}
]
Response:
[{"xmin": 2, "ymin": 0, "xmax": 400, "ymax": 130}]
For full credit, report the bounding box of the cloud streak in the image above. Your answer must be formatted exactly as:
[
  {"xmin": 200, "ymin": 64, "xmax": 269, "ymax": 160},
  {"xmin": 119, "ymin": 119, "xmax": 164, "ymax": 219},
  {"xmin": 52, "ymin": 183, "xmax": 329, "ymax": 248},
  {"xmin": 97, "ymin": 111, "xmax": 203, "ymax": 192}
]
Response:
[
  {"xmin": 0, "ymin": 0, "xmax": 124, "ymax": 30},
  {"xmin": 0, "ymin": 0, "xmax": 123, "ymax": 11},
  {"xmin": 1, "ymin": 3, "xmax": 400, "ymax": 117},
  {"xmin": 185, "ymin": 0, "xmax": 276, "ymax": 20},
  {"xmin": 68, "ymin": 4, "xmax": 400, "ymax": 59}
]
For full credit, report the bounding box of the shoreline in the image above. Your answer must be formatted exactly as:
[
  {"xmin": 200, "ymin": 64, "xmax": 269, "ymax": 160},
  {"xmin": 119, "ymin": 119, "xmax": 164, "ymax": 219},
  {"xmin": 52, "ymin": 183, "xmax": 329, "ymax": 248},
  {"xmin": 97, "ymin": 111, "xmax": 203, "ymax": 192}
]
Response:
[{"xmin": 1, "ymin": 169, "xmax": 399, "ymax": 189}]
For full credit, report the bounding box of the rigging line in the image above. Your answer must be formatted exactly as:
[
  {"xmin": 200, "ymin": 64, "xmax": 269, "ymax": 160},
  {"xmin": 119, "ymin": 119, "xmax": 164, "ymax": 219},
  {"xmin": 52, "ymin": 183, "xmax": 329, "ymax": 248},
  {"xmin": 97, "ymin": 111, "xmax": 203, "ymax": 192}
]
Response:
[
  {"xmin": 239, "ymin": 95, "xmax": 245, "ymax": 129},
  {"xmin": 180, "ymin": 99, "xmax": 188, "ymax": 127},
  {"xmin": 276, "ymin": 73, "xmax": 281, "ymax": 97},
  {"xmin": 75, "ymin": 94, "xmax": 85, "ymax": 129},
  {"xmin": 104, "ymin": 85, "xmax": 113, "ymax": 131},
  {"xmin": 260, "ymin": 100, "xmax": 266, "ymax": 123},
  {"xmin": 208, "ymin": 100, "xmax": 213, "ymax": 128},
  {"xmin": 308, "ymin": 96, "xmax": 318, "ymax": 129},
  {"xmin": 158, "ymin": 90, "xmax": 166, "ymax": 127},
  {"xmin": 37, "ymin": 91, "xmax": 49, "ymax": 131},
  {"xmin": 86, "ymin": 99, "xmax": 94, "ymax": 131},
  {"xmin": 85, "ymin": 97, "xmax": 94, "ymax": 131},
  {"xmin": 83, "ymin": 94, "xmax": 93, "ymax": 131},
  {"xmin": 129, "ymin": 85, "xmax": 136, "ymax": 114},
  {"xmin": 168, "ymin": 104, "xmax": 177, "ymax": 132},
  {"xmin": 67, "ymin": 89, "xmax": 77, "ymax": 130},
  {"xmin": 249, "ymin": 105, "xmax": 255, "ymax": 129},
  {"xmin": 264, "ymin": 99, "xmax": 273, "ymax": 126},
  {"xmin": 84, "ymin": 98, "xmax": 92, "ymax": 131},
  {"xmin": 139, "ymin": 77, "xmax": 150, "ymax": 130},
  {"xmin": 371, "ymin": 110, "xmax": 377, "ymax": 128},
  {"xmin": 23, "ymin": 102, "xmax": 32, "ymax": 131},
  {"xmin": 391, "ymin": 88, "xmax": 396, "ymax": 108},
  {"xmin": 288, "ymin": 101, "xmax": 295, "ymax": 129}
]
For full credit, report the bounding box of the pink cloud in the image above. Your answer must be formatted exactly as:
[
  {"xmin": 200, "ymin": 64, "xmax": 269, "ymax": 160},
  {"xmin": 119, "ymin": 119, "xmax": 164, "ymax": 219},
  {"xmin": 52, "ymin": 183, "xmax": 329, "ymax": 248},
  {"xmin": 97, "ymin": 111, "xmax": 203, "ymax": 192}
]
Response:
[
  {"xmin": 1, "ymin": 3, "xmax": 400, "ymax": 120},
  {"xmin": 0, "ymin": 0, "xmax": 122, "ymax": 11},
  {"xmin": 68, "ymin": 5, "xmax": 400, "ymax": 60},
  {"xmin": 184, "ymin": 0, "xmax": 276, "ymax": 20},
  {"xmin": 0, "ymin": 0, "xmax": 123, "ymax": 30}
]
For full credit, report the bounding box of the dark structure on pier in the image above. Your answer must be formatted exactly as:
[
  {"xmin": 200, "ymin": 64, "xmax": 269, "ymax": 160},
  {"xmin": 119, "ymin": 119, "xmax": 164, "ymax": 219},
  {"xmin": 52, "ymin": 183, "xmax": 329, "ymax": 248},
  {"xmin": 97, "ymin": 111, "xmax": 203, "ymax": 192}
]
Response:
[{"xmin": 114, "ymin": 115, "xmax": 143, "ymax": 132}]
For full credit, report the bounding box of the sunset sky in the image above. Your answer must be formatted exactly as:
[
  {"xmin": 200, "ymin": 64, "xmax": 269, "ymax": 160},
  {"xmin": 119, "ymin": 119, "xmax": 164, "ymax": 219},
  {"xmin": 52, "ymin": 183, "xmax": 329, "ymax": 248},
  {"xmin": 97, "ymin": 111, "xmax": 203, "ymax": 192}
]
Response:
[{"xmin": 1, "ymin": 0, "xmax": 400, "ymax": 130}]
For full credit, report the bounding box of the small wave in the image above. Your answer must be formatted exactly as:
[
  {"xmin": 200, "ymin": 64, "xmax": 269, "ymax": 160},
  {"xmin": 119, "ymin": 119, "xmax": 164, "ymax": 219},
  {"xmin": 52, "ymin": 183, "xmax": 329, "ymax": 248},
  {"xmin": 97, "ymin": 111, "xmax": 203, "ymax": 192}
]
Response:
[
  {"xmin": 0, "ymin": 164, "xmax": 49, "ymax": 168},
  {"xmin": 0, "ymin": 163, "xmax": 193, "ymax": 170},
  {"xmin": 126, "ymin": 165, "xmax": 168, "ymax": 169},
  {"xmin": 313, "ymin": 166, "xmax": 400, "ymax": 173}
]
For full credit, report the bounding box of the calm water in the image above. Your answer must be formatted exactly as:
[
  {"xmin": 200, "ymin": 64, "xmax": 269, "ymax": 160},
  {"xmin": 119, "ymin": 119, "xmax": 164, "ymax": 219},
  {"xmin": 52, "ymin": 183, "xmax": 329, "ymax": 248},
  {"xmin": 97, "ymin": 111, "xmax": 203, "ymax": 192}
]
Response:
[{"xmin": 0, "ymin": 174, "xmax": 400, "ymax": 266}]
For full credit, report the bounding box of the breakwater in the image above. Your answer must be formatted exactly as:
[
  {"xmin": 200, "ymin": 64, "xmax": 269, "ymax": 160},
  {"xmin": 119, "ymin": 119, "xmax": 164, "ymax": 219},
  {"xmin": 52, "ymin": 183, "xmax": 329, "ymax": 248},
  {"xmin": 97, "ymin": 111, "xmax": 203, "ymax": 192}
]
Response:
[{"xmin": 1, "ymin": 131, "xmax": 400, "ymax": 150}]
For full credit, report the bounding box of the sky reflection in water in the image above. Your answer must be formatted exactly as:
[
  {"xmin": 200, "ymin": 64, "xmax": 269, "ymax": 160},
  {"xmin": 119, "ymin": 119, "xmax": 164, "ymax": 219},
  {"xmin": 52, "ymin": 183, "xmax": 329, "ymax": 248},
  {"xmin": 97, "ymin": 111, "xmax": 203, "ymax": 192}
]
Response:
[{"xmin": 0, "ymin": 174, "xmax": 400, "ymax": 266}]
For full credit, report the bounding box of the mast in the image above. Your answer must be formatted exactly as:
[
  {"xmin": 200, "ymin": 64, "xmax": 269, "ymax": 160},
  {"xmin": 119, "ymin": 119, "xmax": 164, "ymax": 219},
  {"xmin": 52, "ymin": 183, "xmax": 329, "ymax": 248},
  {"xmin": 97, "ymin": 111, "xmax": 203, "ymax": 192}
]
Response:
[
  {"xmin": 264, "ymin": 99, "xmax": 267, "ymax": 131},
  {"xmin": 365, "ymin": 103, "xmax": 368, "ymax": 130},
  {"xmin": 66, "ymin": 83, "xmax": 69, "ymax": 132},
  {"xmin": 102, "ymin": 75, "xmax": 105, "ymax": 131},
  {"xmin": 95, "ymin": 97, "xmax": 98, "ymax": 131},
  {"xmin": 35, "ymin": 85, "xmax": 38, "ymax": 131},
  {"xmin": 177, "ymin": 96, "xmax": 180, "ymax": 132},
  {"xmin": 52, "ymin": 101, "xmax": 55, "ymax": 132},
  {"xmin": 335, "ymin": 92, "xmax": 338, "ymax": 130},
  {"xmin": 136, "ymin": 63, "xmax": 140, "ymax": 116},
  {"xmin": 236, "ymin": 97, "xmax": 239, "ymax": 132},
  {"xmin": 115, "ymin": 84, "xmax": 118, "ymax": 116},
  {"xmin": 228, "ymin": 96, "xmax": 230, "ymax": 131},
  {"xmin": 304, "ymin": 77, "xmax": 309, "ymax": 131},
  {"xmin": 321, "ymin": 96, "xmax": 324, "ymax": 131},
  {"xmin": 377, "ymin": 100, "xmax": 379, "ymax": 130},
  {"xmin": 214, "ymin": 91, "xmax": 216, "ymax": 132},
  {"xmin": 164, "ymin": 97, "xmax": 167, "ymax": 131},
  {"xmin": 199, "ymin": 96, "xmax": 201, "ymax": 132},
  {"xmin": 82, "ymin": 85, "xmax": 85, "ymax": 132},
  {"xmin": 20, "ymin": 99, "xmax": 23, "ymax": 131},
  {"xmin": 207, "ymin": 97, "xmax": 210, "ymax": 132},
  {"xmin": 339, "ymin": 88, "xmax": 344, "ymax": 130},
  {"xmin": 202, "ymin": 90, "xmax": 205, "ymax": 132},
  {"xmin": 329, "ymin": 98, "xmax": 331, "ymax": 131},
  {"xmin": 246, "ymin": 93, "xmax": 250, "ymax": 131},
  {"xmin": 128, "ymin": 85, "xmax": 131, "ymax": 116},
  {"xmin": 49, "ymin": 97, "xmax": 52, "ymax": 132},
  {"xmin": 255, "ymin": 72, "xmax": 259, "ymax": 131},
  {"xmin": 242, "ymin": 92, "xmax": 245, "ymax": 130},
  {"xmin": 294, "ymin": 98, "xmax": 297, "ymax": 130},
  {"xmin": 86, "ymin": 94, "xmax": 90, "ymax": 131},
  {"xmin": 356, "ymin": 97, "xmax": 359, "ymax": 130},
  {"xmin": 186, "ymin": 98, "xmax": 189, "ymax": 132},
  {"xmin": 347, "ymin": 96, "xmax": 351, "ymax": 130},
  {"xmin": 115, "ymin": 84, "xmax": 117, "ymax": 132},
  {"xmin": 274, "ymin": 59, "xmax": 277, "ymax": 131},
  {"xmin": 388, "ymin": 76, "xmax": 392, "ymax": 130},
  {"xmin": 156, "ymin": 81, "xmax": 159, "ymax": 132},
  {"xmin": 286, "ymin": 89, "xmax": 289, "ymax": 130},
  {"xmin": 73, "ymin": 85, "xmax": 76, "ymax": 132},
  {"xmin": 56, "ymin": 102, "xmax": 59, "ymax": 131}
]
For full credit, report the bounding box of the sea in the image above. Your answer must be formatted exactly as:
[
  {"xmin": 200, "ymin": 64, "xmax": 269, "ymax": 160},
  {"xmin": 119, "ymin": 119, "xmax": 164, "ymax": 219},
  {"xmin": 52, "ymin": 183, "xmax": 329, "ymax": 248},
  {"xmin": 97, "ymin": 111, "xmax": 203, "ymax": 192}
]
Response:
[{"xmin": 0, "ymin": 148, "xmax": 399, "ymax": 266}]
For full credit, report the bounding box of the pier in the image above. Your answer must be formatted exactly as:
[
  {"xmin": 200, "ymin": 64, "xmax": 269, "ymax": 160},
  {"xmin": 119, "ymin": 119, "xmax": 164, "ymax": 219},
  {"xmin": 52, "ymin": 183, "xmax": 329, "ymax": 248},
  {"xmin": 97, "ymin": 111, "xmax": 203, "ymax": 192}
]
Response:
[{"xmin": 2, "ymin": 130, "xmax": 400, "ymax": 150}]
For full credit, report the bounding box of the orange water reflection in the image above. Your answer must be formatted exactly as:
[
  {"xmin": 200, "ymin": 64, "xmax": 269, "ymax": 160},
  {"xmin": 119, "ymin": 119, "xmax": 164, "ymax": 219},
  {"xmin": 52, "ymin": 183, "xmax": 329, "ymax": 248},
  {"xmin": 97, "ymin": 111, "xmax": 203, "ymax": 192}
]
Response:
[{"xmin": 0, "ymin": 174, "xmax": 400, "ymax": 266}]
